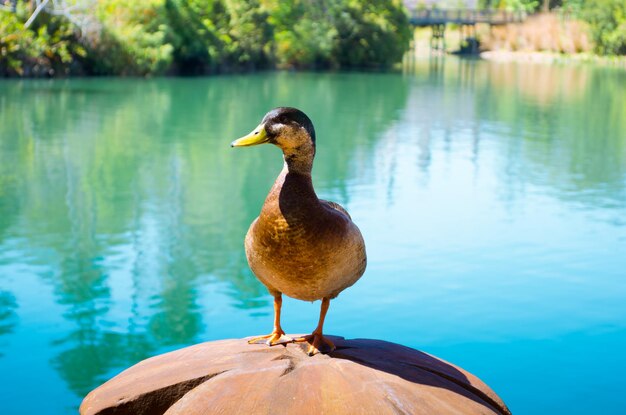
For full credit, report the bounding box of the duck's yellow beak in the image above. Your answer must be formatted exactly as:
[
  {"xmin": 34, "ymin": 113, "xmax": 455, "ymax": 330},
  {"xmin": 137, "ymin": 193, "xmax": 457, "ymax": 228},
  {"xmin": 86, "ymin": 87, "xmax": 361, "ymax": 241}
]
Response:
[{"xmin": 231, "ymin": 124, "xmax": 269, "ymax": 147}]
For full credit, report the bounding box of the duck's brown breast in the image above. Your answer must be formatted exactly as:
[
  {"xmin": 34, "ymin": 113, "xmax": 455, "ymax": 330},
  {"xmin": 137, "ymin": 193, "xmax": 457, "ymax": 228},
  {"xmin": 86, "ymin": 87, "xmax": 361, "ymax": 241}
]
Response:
[{"xmin": 245, "ymin": 171, "xmax": 366, "ymax": 301}]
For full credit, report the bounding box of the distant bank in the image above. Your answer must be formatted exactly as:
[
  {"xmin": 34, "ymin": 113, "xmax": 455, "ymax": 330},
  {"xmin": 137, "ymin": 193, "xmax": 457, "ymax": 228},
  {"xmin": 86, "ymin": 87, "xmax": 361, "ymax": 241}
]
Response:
[
  {"xmin": 1, "ymin": 0, "xmax": 411, "ymax": 78},
  {"xmin": 408, "ymin": 11, "xmax": 626, "ymax": 69},
  {"xmin": 2, "ymin": 1, "xmax": 625, "ymax": 78}
]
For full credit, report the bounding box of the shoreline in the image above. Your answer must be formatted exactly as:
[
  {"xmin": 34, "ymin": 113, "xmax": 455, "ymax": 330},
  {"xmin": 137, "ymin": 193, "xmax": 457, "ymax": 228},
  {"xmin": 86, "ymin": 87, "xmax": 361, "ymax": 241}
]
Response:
[
  {"xmin": 479, "ymin": 50, "xmax": 626, "ymax": 68},
  {"xmin": 3, "ymin": 50, "xmax": 626, "ymax": 80}
]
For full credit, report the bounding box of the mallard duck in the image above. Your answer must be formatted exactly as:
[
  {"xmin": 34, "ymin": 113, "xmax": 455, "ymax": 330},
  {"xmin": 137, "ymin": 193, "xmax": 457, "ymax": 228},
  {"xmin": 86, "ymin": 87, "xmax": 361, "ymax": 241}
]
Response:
[{"xmin": 231, "ymin": 107, "xmax": 367, "ymax": 356}]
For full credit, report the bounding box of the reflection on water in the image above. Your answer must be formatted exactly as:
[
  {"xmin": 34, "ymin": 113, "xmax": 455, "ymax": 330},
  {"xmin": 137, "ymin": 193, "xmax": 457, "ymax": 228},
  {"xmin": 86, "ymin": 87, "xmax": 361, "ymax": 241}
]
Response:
[
  {"xmin": 0, "ymin": 62, "xmax": 625, "ymax": 414},
  {"xmin": 0, "ymin": 291, "xmax": 18, "ymax": 358}
]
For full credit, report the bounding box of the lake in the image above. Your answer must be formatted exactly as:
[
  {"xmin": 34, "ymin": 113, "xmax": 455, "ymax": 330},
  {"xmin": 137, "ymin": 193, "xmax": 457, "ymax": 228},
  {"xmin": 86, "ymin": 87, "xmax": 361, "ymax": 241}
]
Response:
[{"xmin": 1, "ymin": 59, "xmax": 625, "ymax": 414}]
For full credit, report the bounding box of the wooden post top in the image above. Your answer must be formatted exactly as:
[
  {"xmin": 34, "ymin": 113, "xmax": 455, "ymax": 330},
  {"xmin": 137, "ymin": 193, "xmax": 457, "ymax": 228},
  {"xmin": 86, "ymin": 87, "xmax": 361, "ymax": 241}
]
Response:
[{"xmin": 80, "ymin": 336, "xmax": 511, "ymax": 415}]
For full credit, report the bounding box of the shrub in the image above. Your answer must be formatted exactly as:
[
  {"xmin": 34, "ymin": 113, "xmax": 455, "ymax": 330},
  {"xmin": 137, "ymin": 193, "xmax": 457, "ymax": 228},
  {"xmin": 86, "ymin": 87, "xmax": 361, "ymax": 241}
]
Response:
[
  {"xmin": 0, "ymin": 10, "xmax": 34, "ymax": 76},
  {"xmin": 268, "ymin": 0, "xmax": 336, "ymax": 68},
  {"xmin": 93, "ymin": 0, "xmax": 174, "ymax": 76},
  {"xmin": 582, "ymin": 0, "xmax": 626, "ymax": 55},
  {"xmin": 331, "ymin": 0, "xmax": 412, "ymax": 68},
  {"xmin": 2, "ymin": 0, "xmax": 413, "ymax": 76},
  {"xmin": 269, "ymin": 0, "xmax": 411, "ymax": 69},
  {"xmin": 1, "ymin": 6, "xmax": 86, "ymax": 77}
]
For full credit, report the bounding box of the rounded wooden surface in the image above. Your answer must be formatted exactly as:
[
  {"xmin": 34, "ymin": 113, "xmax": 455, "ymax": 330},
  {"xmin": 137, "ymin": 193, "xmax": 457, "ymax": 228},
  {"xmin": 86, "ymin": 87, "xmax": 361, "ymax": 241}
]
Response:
[{"xmin": 80, "ymin": 336, "xmax": 511, "ymax": 415}]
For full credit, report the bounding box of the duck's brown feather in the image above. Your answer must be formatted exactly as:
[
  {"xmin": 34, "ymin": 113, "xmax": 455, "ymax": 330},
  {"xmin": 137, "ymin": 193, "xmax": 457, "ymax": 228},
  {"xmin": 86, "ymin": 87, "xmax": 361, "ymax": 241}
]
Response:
[{"xmin": 245, "ymin": 168, "xmax": 366, "ymax": 301}]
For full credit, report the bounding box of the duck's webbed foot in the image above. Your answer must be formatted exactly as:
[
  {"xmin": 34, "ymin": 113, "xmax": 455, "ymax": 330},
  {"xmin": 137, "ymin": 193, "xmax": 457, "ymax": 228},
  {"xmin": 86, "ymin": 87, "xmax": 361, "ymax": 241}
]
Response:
[
  {"xmin": 294, "ymin": 331, "xmax": 336, "ymax": 356},
  {"xmin": 247, "ymin": 329, "xmax": 293, "ymax": 346},
  {"xmin": 248, "ymin": 294, "xmax": 292, "ymax": 346}
]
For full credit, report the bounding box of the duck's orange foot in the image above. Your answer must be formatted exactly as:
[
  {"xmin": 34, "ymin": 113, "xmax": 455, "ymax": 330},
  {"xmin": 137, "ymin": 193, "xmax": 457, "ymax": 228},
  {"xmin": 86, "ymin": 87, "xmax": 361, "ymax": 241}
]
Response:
[
  {"xmin": 247, "ymin": 330, "xmax": 292, "ymax": 346},
  {"xmin": 294, "ymin": 332, "xmax": 336, "ymax": 356}
]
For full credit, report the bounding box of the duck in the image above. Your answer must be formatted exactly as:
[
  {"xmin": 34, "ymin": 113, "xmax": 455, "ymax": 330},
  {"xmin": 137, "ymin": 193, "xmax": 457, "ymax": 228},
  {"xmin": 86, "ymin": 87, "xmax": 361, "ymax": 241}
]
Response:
[{"xmin": 231, "ymin": 107, "xmax": 367, "ymax": 356}]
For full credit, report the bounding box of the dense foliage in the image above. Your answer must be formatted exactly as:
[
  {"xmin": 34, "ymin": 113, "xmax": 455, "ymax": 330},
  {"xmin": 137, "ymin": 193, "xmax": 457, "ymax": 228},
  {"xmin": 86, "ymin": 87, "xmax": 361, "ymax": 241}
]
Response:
[
  {"xmin": 0, "ymin": 0, "xmax": 411, "ymax": 77},
  {"xmin": 580, "ymin": 0, "xmax": 626, "ymax": 55},
  {"xmin": 0, "ymin": 3, "xmax": 86, "ymax": 76},
  {"xmin": 3, "ymin": 0, "xmax": 625, "ymax": 77}
]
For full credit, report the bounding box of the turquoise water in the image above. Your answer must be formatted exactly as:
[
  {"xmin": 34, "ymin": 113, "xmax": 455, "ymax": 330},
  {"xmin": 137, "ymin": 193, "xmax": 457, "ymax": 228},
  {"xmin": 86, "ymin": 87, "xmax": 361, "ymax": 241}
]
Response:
[{"xmin": 0, "ymin": 60, "xmax": 625, "ymax": 414}]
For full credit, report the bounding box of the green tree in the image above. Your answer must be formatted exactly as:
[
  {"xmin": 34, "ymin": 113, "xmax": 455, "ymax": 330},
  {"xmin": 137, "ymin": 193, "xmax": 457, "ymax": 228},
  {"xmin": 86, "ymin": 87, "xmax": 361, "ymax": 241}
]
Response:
[
  {"xmin": 222, "ymin": 0, "xmax": 273, "ymax": 69},
  {"xmin": 582, "ymin": 0, "xmax": 626, "ymax": 55},
  {"xmin": 331, "ymin": 0, "xmax": 411, "ymax": 68},
  {"xmin": 268, "ymin": 0, "xmax": 336, "ymax": 68},
  {"xmin": 2, "ymin": 0, "xmax": 413, "ymax": 76},
  {"xmin": 1, "ymin": 5, "xmax": 85, "ymax": 77},
  {"xmin": 268, "ymin": 0, "xmax": 411, "ymax": 69},
  {"xmin": 0, "ymin": 10, "xmax": 34, "ymax": 76},
  {"xmin": 93, "ymin": 0, "xmax": 174, "ymax": 75}
]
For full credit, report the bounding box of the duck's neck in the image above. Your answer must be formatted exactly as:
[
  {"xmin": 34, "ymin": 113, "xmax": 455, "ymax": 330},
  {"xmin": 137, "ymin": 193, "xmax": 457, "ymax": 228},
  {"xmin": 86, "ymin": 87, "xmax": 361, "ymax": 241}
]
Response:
[
  {"xmin": 282, "ymin": 141, "xmax": 315, "ymax": 175},
  {"xmin": 272, "ymin": 166, "xmax": 319, "ymax": 220},
  {"xmin": 266, "ymin": 142, "xmax": 319, "ymax": 215}
]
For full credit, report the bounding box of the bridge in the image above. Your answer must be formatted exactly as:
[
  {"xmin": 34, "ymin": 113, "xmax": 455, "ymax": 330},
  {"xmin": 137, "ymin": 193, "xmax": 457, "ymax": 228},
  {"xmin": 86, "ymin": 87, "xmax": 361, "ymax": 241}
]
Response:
[
  {"xmin": 406, "ymin": 8, "xmax": 526, "ymax": 27},
  {"xmin": 402, "ymin": 3, "xmax": 528, "ymax": 52}
]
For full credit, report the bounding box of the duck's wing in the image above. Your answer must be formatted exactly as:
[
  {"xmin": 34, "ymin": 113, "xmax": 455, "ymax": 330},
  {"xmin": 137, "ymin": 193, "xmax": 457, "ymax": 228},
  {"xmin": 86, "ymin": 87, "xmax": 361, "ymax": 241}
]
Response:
[{"xmin": 320, "ymin": 200, "xmax": 351, "ymax": 220}]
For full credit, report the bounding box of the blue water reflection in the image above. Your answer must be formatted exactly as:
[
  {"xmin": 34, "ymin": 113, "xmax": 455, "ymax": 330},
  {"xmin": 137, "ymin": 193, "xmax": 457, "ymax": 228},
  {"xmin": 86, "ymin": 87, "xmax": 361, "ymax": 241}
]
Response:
[{"xmin": 0, "ymin": 60, "xmax": 625, "ymax": 414}]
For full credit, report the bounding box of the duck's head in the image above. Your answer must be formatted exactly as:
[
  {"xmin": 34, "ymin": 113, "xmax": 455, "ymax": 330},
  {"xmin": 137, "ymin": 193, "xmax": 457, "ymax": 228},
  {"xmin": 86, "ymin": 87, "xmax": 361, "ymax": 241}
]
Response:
[{"xmin": 231, "ymin": 107, "xmax": 316, "ymax": 160}]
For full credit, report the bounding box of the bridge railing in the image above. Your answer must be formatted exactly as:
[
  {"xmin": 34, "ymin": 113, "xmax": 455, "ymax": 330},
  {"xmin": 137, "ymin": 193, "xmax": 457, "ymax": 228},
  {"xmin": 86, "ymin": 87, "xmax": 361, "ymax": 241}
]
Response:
[{"xmin": 407, "ymin": 8, "xmax": 527, "ymax": 26}]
